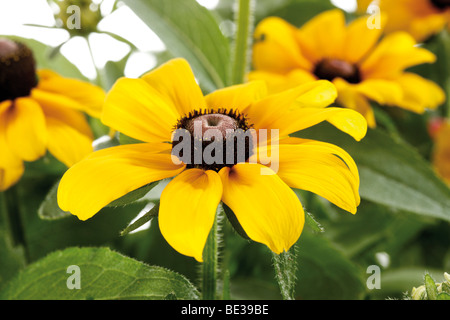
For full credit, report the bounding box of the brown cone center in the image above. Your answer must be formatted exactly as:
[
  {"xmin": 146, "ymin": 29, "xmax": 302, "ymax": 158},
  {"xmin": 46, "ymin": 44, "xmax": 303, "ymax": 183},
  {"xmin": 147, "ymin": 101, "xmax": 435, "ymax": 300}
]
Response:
[
  {"xmin": 314, "ymin": 58, "xmax": 361, "ymax": 84},
  {"xmin": 172, "ymin": 111, "xmax": 254, "ymax": 172},
  {"xmin": 430, "ymin": 0, "xmax": 450, "ymax": 9},
  {"xmin": 0, "ymin": 38, "xmax": 38, "ymax": 102}
]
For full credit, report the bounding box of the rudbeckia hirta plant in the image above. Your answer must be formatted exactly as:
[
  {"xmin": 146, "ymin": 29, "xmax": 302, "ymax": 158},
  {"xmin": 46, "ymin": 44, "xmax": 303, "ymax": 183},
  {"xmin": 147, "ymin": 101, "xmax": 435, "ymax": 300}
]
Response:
[
  {"xmin": 249, "ymin": 9, "xmax": 446, "ymax": 128},
  {"xmin": 357, "ymin": 0, "xmax": 450, "ymax": 42},
  {"xmin": 0, "ymin": 38, "xmax": 105, "ymax": 191},
  {"xmin": 57, "ymin": 58, "xmax": 367, "ymax": 262}
]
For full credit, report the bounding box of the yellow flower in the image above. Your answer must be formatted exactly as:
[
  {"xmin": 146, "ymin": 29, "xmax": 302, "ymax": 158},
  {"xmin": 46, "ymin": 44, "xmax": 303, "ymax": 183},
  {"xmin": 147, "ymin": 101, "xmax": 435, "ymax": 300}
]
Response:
[
  {"xmin": 356, "ymin": 0, "xmax": 375, "ymax": 14},
  {"xmin": 430, "ymin": 118, "xmax": 450, "ymax": 184},
  {"xmin": 57, "ymin": 58, "xmax": 367, "ymax": 262},
  {"xmin": 0, "ymin": 38, "xmax": 105, "ymax": 191},
  {"xmin": 357, "ymin": 0, "xmax": 450, "ymax": 42},
  {"xmin": 249, "ymin": 9, "xmax": 445, "ymax": 128}
]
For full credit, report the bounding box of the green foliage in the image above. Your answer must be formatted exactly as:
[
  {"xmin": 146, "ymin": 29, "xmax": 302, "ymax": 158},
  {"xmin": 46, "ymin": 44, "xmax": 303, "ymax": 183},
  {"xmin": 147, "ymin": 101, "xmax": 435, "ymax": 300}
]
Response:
[
  {"xmin": 0, "ymin": 247, "xmax": 200, "ymax": 300},
  {"xmin": 122, "ymin": 0, "xmax": 231, "ymax": 92}
]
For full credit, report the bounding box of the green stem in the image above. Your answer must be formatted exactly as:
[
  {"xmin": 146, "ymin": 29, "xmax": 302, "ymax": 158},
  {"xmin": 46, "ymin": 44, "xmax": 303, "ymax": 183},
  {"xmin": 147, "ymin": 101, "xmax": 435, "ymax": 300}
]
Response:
[
  {"xmin": 1, "ymin": 186, "xmax": 29, "ymax": 264},
  {"xmin": 231, "ymin": 0, "xmax": 255, "ymax": 85},
  {"xmin": 272, "ymin": 244, "xmax": 298, "ymax": 300},
  {"xmin": 202, "ymin": 205, "xmax": 222, "ymax": 300}
]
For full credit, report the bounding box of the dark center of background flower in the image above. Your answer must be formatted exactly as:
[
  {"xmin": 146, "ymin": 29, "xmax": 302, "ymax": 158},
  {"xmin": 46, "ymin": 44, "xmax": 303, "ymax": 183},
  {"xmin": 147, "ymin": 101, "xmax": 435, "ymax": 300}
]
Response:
[
  {"xmin": 314, "ymin": 58, "xmax": 361, "ymax": 84},
  {"xmin": 430, "ymin": 0, "xmax": 450, "ymax": 9},
  {"xmin": 0, "ymin": 38, "xmax": 38, "ymax": 102},
  {"xmin": 172, "ymin": 109, "xmax": 254, "ymax": 172}
]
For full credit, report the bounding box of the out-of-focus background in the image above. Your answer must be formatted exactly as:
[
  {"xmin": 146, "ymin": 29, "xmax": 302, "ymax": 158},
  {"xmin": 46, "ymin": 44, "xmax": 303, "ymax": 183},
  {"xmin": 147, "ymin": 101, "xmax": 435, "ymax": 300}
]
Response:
[{"xmin": 0, "ymin": 0, "xmax": 357, "ymax": 79}]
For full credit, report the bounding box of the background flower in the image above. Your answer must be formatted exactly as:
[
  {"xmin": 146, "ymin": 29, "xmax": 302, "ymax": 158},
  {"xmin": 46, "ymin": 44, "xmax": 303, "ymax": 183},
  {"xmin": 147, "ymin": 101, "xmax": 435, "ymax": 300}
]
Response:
[
  {"xmin": 357, "ymin": 0, "xmax": 450, "ymax": 42},
  {"xmin": 249, "ymin": 9, "xmax": 445, "ymax": 128},
  {"xmin": 0, "ymin": 38, "xmax": 105, "ymax": 191}
]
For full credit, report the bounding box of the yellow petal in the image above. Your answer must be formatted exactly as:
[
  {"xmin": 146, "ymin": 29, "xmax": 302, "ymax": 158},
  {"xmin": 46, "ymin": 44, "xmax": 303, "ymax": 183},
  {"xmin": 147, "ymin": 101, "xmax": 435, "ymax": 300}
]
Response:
[
  {"xmin": 219, "ymin": 163, "xmax": 304, "ymax": 254},
  {"xmin": 247, "ymin": 69, "xmax": 317, "ymax": 94},
  {"xmin": 361, "ymin": 32, "xmax": 436, "ymax": 78},
  {"xmin": 0, "ymin": 113, "xmax": 24, "ymax": 191},
  {"xmin": 5, "ymin": 97, "xmax": 47, "ymax": 161},
  {"xmin": 0, "ymin": 100, "xmax": 11, "ymax": 115},
  {"xmin": 0, "ymin": 165, "xmax": 24, "ymax": 192},
  {"xmin": 57, "ymin": 143, "xmax": 185, "ymax": 220},
  {"xmin": 245, "ymin": 80, "xmax": 337, "ymax": 128},
  {"xmin": 204, "ymin": 81, "xmax": 268, "ymax": 114},
  {"xmin": 252, "ymin": 16, "xmax": 312, "ymax": 73},
  {"xmin": 159, "ymin": 169, "xmax": 223, "ymax": 262},
  {"xmin": 102, "ymin": 77, "xmax": 180, "ymax": 143},
  {"xmin": 377, "ymin": 0, "xmax": 449, "ymax": 42},
  {"xmin": 141, "ymin": 58, "xmax": 206, "ymax": 118},
  {"xmin": 34, "ymin": 91, "xmax": 94, "ymax": 139},
  {"xmin": 254, "ymin": 138, "xmax": 360, "ymax": 214},
  {"xmin": 343, "ymin": 14, "xmax": 385, "ymax": 63},
  {"xmin": 36, "ymin": 69, "xmax": 105, "ymax": 118},
  {"xmin": 274, "ymin": 107, "xmax": 369, "ymax": 141},
  {"xmin": 246, "ymin": 81, "xmax": 367, "ymax": 141},
  {"xmin": 394, "ymin": 72, "xmax": 446, "ymax": 113},
  {"xmin": 334, "ymin": 78, "xmax": 377, "ymax": 128},
  {"xmin": 347, "ymin": 78, "xmax": 403, "ymax": 106},
  {"xmin": 296, "ymin": 9, "xmax": 347, "ymax": 62},
  {"xmin": 45, "ymin": 117, "xmax": 93, "ymax": 167}
]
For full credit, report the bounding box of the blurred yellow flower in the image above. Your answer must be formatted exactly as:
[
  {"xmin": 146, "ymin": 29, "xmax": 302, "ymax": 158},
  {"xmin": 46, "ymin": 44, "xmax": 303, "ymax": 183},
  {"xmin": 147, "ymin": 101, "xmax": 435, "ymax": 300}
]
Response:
[
  {"xmin": 57, "ymin": 58, "xmax": 367, "ymax": 262},
  {"xmin": 0, "ymin": 38, "xmax": 105, "ymax": 191},
  {"xmin": 357, "ymin": 0, "xmax": 450, "ymax": 42},
  {"xmin": 430, "ymin": 118, "xmax": 450, "ymax": 184},
  {"xmin": 249, "ymin": 9, "xmax": 446, "ymax": 128}
]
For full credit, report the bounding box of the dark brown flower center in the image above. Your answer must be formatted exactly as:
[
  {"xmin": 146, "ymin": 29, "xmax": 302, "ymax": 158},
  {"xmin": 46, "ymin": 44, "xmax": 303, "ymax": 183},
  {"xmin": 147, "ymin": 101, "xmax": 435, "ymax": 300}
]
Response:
[
  {"xmin": 0, "ymin": 38, "xmax": 38, "ymax": 102},
  {"xmin": 172, "ymin": 109, "xmax": 254, "ymax": 172},
  {"xmin": 430, "ymin": 0, "xmax": 450, "ymax": 9},
  {"xmin": 314, "ymin": 58, "xmax": 361, "ymax": 84}
]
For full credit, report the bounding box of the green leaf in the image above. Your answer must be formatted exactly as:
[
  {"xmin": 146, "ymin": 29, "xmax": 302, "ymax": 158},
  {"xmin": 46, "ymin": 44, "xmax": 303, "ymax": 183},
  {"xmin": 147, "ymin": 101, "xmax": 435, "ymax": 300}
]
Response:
[
  {"xmin": 437, "ymin": 292, "xmax": 450, "ymax": 300},
  {"xmin": 97, "ymin": 50, "xmax": 131, "ymax": 91},
  {"xmin": 305, "ymin": 211, "xmax": 325, "ymax": 233},
  {"xmin": 0, "ymin": 192, "xmax": 27, "ymax": 290},
  {"xmin": 295, "ymin": 124, "xmax": 450, "ymax": 222},
  {"xmin": 122, "ymin": 0, "xmax": 231, "ymax": 92},
  {"xmin": 442, "ymin": 282, "xmax": 450, "ymax": 294},
  {"xmin": 38, "ymin": 180, "xmax": 71, "ymax": 220},
  {"xmin": 425, "ymin": 273, "xmax": 438, "ymax": 300},
  {"xmin": 295, "ymin": 231, "xmax": 365, "ymax": 300},
  {"xmin": 106, "ymin": 181, "xmax": 159, "ymax": 207},
  {"xmin": 120, "ymin": 202, "xmax": 160, "ymax": 236},
  {"xmin": 0, "ymin": 247, "xmax": 200, "ymax": 300}
]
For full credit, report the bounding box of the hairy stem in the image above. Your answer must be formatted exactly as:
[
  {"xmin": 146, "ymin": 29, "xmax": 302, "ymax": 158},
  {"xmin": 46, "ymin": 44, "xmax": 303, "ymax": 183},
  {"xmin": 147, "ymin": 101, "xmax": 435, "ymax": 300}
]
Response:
[{"xmin": 231, "ymin": 0, "xmax": 255, "ymax": 85}]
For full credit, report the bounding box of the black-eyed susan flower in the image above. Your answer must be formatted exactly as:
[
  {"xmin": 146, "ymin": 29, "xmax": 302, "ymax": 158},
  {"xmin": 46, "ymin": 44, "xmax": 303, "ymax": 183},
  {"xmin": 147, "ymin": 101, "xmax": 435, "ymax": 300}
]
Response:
[
  {"xmin": 249, "ymin": 9, "xmax": 446, "ymax": 128},
  {"xmin": 0, "ymin": 38, "xmax": 105, "ymax": 191},
  {"xmin": 357, "ymin": 0, "xmax": 450, "ymax": 42},
  {"xmin": 57, "ymin": 58, "xmax": 367, "ymax": 262}
]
